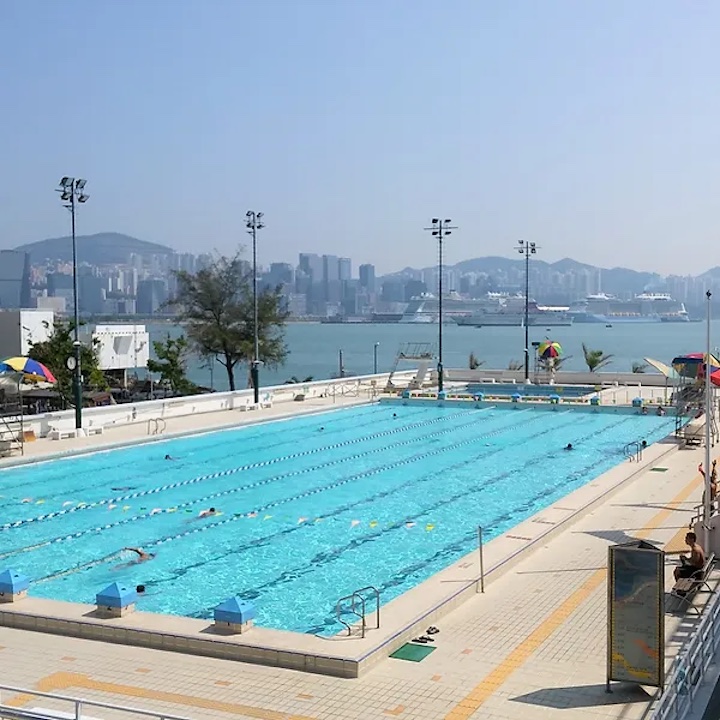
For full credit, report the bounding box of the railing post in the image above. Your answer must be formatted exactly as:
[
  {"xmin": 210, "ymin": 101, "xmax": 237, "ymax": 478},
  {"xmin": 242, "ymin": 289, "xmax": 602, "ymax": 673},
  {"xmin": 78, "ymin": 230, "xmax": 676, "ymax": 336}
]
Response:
[
  {"xmin": 75, "ymin": 699, "xmax": 83, "ymax": 719},
  {"xmin": 477, "ymin": 526, "xmax": 485, "ymax": 593}
]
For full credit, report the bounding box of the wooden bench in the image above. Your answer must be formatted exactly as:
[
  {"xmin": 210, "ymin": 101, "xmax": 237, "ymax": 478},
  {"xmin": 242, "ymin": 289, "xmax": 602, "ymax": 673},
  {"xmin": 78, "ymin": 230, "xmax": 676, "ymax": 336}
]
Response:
[{"xmin": 669, "ymin": 552, "xmax": 716, "ymax": 614}]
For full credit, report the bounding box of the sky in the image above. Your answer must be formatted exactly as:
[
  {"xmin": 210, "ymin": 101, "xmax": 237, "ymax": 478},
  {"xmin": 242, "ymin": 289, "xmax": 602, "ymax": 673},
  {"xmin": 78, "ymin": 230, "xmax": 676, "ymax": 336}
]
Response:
[{"xmin": 2, "ymin": 0, "xmax": 720, "ymax": 276}]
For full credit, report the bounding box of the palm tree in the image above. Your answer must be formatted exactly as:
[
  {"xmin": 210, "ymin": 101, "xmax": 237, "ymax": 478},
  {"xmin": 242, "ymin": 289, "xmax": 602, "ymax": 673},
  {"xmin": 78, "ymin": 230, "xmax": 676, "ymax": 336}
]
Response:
[
  {"xmin": 582, "ymin": 343, "xmax": 613, "ymax": 372},
  {"xmin": 631, "ymin": 361, "xmax": 648, "ymax": 373},
  {"xmin": 469, "ymin": 352, "xmax": 484, "ymax": 370},
  {"xmin": 284, "ymin": 375, "xmax": 314, "ymax": 384}
]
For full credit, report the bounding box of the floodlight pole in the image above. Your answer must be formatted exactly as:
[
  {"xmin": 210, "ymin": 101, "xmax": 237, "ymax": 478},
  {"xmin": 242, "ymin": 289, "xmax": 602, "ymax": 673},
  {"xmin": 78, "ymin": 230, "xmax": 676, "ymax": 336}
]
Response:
[
  {"xmin": 424, "ymin": 218, "xmax": 458, "ymax": 392},
  {"xmin": 515, "ymin": 240, "xmax": 538, "ymax": 384},
  {"xmin": 246, "ymin": 211, "xmax": 264, "ymax": 405},
  {"xmin": 57, "ymin": 177, "xmax": 89, "ymax": 432},
  {"xmin": 705, "ymin": 290, "xmax": 712, "ymax": 550}
]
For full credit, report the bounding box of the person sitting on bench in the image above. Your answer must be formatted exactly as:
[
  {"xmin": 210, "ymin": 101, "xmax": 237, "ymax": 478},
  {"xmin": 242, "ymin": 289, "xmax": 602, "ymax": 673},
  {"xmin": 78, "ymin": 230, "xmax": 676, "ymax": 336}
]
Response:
[{"xmin": 674, "ymin": 532, "xmax": 706, "ymax": 581}]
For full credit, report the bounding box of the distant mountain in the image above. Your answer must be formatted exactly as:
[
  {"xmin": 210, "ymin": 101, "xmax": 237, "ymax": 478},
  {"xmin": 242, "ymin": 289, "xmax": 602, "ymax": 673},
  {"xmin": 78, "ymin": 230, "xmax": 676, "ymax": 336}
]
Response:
[{"xmin": 14, "ymin": 232, "xmax": 174, "ymax": 265}]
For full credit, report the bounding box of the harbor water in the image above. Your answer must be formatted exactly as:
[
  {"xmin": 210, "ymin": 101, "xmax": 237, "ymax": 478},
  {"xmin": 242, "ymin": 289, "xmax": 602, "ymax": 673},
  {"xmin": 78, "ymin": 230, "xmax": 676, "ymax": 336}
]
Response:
[{"xmin": 143, "ymin": 319, "xmax": 718, "ymax": 392}]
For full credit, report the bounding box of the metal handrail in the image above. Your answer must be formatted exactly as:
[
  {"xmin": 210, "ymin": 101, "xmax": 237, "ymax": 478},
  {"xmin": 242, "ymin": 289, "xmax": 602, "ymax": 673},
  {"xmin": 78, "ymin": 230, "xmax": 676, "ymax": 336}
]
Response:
[
  {"xmin": 623, "ymin": 440, "xmax": 642, "ymax": 462},
  {"xmin": 649, "ymin": 564, "xmax": 720, "ymax": 719},
  {"xmin": 146, "ymin": 418, "xmax": 166, "ymax": 436},
  {"xmin": 352, "ymin": 585, "xmax": 381, "ymax": 632},
  {"xmin": 0, "ymin": 683, "xmax": 192, "ymax": 720},
  {"xmin": 335, "ymin": 591, "xmax": 365, "ymax": 637}
]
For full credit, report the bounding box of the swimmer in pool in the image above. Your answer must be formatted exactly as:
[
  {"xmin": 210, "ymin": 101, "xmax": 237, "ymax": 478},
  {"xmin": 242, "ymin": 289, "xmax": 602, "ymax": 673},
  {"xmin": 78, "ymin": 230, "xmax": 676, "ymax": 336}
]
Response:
[
  {"xmin": 564, "ymin": 443, "xmax": 573, "ymax": 451},
  {"xmin": 114, "ymin": 547, "xmax": 155, "ymax": 570},
  {"xmin": 164, "ymin": 454, "xmax": 175, "ymax": 461},
  {"xmin": 198, "ymin": 507, "xmax": 217, "ymax": 519},
  {"xmin": 111, "ymin": 486, "xmax": 136, "ymax": 492}
]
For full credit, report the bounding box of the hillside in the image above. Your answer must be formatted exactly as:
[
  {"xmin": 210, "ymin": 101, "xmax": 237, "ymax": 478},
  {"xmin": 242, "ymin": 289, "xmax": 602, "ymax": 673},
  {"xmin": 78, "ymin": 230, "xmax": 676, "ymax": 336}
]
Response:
[{"xmin": 15, "ymin": 232, "xmax": 174, "ymax": 265}]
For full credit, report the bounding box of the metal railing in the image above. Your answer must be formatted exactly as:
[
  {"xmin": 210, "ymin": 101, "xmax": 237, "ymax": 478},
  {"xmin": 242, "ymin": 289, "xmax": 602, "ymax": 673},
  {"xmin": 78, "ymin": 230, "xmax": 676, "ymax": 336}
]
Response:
[
  {"xmin": 334, "ymin": 585, "xmax": 380, "ymax": 638},
  {"xmin": 623, "ymin": 440, "xmax": 643, "ymax": 462},
  {"xmin": 146, "ymin": 417, "xmax": 166, "ymax": 436},
  {"xmin": 0, "ymin": 684, "xmax": 193, "ymax": 720},
  {"xmin": 650, "ymin": 572, "xmax": 720, "ymax": 719}
]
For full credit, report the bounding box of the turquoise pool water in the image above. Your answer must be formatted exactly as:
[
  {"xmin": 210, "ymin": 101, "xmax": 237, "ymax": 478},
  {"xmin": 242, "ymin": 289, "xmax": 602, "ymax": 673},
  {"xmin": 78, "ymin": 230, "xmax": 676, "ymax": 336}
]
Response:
[{"xmin": 0, "ymin": 404, "xmax": 674, "ymax": 634}]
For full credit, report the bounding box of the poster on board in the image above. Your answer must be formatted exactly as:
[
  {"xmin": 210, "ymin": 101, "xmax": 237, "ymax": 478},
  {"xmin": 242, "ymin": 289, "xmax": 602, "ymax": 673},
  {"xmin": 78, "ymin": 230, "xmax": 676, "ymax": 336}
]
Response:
[{"xmin": 607, "ymin": 540, "xmax": 665, "ymax": 691}]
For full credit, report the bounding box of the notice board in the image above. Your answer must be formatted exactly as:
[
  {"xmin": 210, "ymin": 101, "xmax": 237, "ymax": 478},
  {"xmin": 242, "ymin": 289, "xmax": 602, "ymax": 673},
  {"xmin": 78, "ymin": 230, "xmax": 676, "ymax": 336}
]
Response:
[{"xmin": 607, "ymin": 540, "xmax": 665, "ymax": 690}]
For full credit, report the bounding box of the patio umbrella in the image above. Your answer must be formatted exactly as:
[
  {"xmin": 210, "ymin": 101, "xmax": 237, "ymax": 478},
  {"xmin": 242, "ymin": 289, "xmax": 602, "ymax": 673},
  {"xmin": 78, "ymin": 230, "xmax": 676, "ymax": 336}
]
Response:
[
  {"xmin": 0, "ymin": 357, "xmax": 57, "ymax": 384},
  {"xmin": 538, "ymin": 340, "xmax": 562, "ymax": 359}
]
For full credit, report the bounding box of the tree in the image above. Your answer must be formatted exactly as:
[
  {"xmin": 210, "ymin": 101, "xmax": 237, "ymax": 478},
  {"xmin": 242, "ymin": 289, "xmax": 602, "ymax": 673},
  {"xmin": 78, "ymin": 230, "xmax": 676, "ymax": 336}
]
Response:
[
  {"xmin": 632, "ymin": 361, "xmax": 648, "ymax": 373},
  {"xmin": 582, "ymin": 343, "xmax": 614, "ymax": 372},
  {"xmin": 507, "ymin": 359, "xmax": 523, "ymax": 371},
  {"xmin": 28, "ymin": 320, "xmax": 107, "ymax": 406},
  {"xmin": 469, "ymin": 352, "xmax": 484, "ymax": 370},
  {"xmin": 285, "ymin": 376, "xmax": 314, "ymax": 384},
  {"xmin": 169, "ymin": 254, "xmax": 290, "ymax": 391},
  {"xmin": 147, "ymin": 335, "xmax": 198, "ymax": 394}
]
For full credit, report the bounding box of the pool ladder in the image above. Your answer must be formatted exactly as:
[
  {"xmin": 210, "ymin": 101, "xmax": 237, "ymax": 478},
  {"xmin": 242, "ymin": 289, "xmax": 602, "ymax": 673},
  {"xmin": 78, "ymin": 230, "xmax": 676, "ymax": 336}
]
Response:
[
  {"xmin": 147, "ymin": 418, "xmax": 166, "ymax": 436},
  {"xmin": 335, "ymin": 586, "xmax": 380, "ymax": 638},
  {"xmin": 623, "ymin": 440, "xmax": 643, "ymax": 462}
]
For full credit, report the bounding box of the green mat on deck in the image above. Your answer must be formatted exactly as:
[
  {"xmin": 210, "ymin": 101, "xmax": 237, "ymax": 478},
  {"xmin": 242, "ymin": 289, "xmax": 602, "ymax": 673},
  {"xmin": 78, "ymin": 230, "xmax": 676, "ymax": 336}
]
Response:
[
  {"xmin": 650, "ymin": 467, "xmax": 669, "ymax": 472},
  {"xmin": 390, "ymin": 643, "xmax": 436, "ymax": 662}
]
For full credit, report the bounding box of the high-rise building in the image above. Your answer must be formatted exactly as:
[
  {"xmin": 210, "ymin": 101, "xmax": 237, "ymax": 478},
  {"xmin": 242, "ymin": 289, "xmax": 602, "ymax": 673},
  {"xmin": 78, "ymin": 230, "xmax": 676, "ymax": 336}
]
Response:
[
  {"xmin": 136, "ymin": 279, "xmax": 168, "ymax": 315},
  {"xmin": 339, "ymin": 258, "xmax": 352, "ymax": 281},
  {"xmin": 0, "ymin": 250, "xmax": 31, "ymax": 309},
  {"xmin": 359, "ymin": 264, "xmax": 376, "ymax": 292},
  {"xmin": 322, "ymin": 254, "xmax": 340, "ymax": 303}
]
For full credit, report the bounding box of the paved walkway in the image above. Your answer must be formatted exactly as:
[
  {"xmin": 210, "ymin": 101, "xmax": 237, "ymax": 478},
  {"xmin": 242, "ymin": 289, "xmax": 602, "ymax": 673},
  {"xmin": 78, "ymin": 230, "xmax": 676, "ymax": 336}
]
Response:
[{"xmin": 0, "ymin": 438, "xmax": 713, "ymax": 719}]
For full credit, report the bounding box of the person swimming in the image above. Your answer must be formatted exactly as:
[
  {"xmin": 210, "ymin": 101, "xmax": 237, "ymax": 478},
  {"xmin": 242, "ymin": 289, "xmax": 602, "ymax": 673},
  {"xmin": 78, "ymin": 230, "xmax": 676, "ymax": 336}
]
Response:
[
  {"xmin": 164, "ymin": 454, "xmax": 175, "ymax": 461},
  {"xmin": 123, "ymin": 547, "xmax": 155, "ymax": 562},
  {"xmin": 198, "ymin": 507, "xmax": 217, "ymax": 519},
  {"xmin": 111, "ymin": 486, "xmax": 136, "ymax": 491},
  {"xmin": 564, "ymin": 443, "xmax": 573, "ymax": 451},
  {"xmin": 136, "ymin": 584, "xmax": 146, "ymax": 594}
]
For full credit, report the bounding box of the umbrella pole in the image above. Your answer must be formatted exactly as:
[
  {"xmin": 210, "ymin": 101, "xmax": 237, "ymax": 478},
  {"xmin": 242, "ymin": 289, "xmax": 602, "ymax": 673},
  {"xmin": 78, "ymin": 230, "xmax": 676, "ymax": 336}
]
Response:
[{"xmin": 18, "ymin": 377, "xmax": 24, "ymax": 457}]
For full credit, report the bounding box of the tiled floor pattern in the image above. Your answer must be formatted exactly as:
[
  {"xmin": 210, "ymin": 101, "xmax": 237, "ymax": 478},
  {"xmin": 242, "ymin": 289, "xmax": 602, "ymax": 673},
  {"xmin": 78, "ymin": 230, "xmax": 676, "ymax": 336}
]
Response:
[{"xmin": 1, "ymin": 444, "xmax": 712, "ymax": 720}]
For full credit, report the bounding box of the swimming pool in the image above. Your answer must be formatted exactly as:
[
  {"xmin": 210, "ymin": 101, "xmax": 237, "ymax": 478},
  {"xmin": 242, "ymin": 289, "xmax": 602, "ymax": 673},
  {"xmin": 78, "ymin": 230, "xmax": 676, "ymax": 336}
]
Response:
[
  {"xmin": 465, "ymin": 383, "xmax": 596, "ymax": 397},
  {"xmin": 0, "ymin": 404, "xmax": 674, "ymax": 635}
]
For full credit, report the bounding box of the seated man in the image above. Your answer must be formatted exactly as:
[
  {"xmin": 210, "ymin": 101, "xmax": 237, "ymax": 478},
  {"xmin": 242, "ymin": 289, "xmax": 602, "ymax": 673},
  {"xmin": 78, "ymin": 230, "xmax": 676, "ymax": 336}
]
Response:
[{"xmin": 674, "ymin": 532, "xmax": 706, "ymax": 581}]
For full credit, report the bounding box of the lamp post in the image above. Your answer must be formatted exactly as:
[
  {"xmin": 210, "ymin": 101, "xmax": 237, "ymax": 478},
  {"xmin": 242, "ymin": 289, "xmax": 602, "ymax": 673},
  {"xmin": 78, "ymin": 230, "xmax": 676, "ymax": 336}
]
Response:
[
  {"xmin": 57, "ymin": 177, "xmax": 89, "ymax": 432},
  {"xmin": 373, "ymin": 342, "xmax": 380, "ymax": 374},
  {"xmin": 245, "ymin": 211, "xmax": 264, "ymax": 405},
  {"xmin": 515, "ymin": 240, "xmax": 538, "ymax": 384},
  {"xmin": 425, "ymin": 218, "xmax": 457, "ymax": 392}
]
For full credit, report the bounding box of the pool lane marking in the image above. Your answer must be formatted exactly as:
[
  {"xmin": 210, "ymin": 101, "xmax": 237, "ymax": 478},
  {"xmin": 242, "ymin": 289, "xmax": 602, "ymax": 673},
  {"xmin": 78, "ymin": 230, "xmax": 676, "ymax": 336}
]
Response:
[
  {"xmin": 1, "ymin": 407, "xmax": 485, "ymax": 530},
  {"xmin": 443, "ymin": 467, "xmax": 703, "ymax": 720},
  {"xmin": 37, "ymin": 410, "xmax": 565, "ymax": 582},
  {"xmin": 15, "ymin": 672, "xmax": 315, "ymax": 720}
]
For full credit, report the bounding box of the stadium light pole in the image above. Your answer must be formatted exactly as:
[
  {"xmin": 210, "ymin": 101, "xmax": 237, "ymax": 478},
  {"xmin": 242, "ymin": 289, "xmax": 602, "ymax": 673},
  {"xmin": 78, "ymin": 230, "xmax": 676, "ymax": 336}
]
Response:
[
  {"xmin": 374, "ymin": 342, "xmax": 380, "ymax": 374},
  {"xmin": 57, "ymin": 177, "xmax": 89, "ymax": 432},
  {"xmin": 704, "ymin": 290, "xmax": 712, "ymax": 550},
  {"xmin": 424, "ymin": 218, "xmax": 457, "ymax": 393},
  {"xmin": 515, "ymin": 240, "xmax": 538, "ymax": 384},
  {"xmin": 246, "ymin": 211, "xmax": 264, "ymax": 405}
]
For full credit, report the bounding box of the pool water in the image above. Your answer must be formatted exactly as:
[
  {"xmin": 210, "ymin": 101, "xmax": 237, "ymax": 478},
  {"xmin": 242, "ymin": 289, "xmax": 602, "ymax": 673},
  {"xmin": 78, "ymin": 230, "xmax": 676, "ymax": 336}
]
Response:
[{"xmin": 0, "ymin": 404, "xmax": 674, "ymax": 634}]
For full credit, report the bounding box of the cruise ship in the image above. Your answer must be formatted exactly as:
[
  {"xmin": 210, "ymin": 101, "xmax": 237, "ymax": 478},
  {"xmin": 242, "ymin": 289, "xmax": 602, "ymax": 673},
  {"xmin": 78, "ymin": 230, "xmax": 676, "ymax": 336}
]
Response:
[
  {"xmin": 451, "ymin": 293, "xmax": 573, "ymax": 327},
  {"xmin": 568, "ymin": 293, "xmax": 689, "ymax": 323}
]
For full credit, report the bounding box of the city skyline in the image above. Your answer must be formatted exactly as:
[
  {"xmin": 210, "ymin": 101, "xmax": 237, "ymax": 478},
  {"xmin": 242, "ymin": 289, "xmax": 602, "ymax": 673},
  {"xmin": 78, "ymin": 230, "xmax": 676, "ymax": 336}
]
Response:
[{"xmin": 3, "ymin": 2, "xmax": 720, "ymax": 275}]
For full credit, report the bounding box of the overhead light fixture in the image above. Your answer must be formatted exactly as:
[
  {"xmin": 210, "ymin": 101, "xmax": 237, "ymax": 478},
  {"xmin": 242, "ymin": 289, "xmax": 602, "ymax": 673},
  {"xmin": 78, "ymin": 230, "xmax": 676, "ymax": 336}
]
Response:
[
  {"xmin": 75, "ymin": 179, "xmax": 87, "ymax": 190},
  {"xmin": 59, "ymin": 176, "xmax": 72, "ymax": 188}
]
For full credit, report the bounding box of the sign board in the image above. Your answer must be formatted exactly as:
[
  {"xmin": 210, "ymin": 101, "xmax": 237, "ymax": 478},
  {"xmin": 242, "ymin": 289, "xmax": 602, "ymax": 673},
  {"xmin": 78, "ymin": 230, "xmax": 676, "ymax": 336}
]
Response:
[{"xmin": 607, "ymin": 540, "xmax": 665, "ymax": 690}]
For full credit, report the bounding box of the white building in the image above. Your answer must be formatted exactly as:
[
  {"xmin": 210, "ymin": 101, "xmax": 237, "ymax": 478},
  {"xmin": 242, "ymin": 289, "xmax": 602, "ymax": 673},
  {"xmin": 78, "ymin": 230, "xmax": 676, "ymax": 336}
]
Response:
[
  {"xmin": 0, "ymin": 309, "xmax": 54, "ymax": 358},
  {"xmin": 88, "ymin": 324, "xmax": 150, "ymax": 373}
]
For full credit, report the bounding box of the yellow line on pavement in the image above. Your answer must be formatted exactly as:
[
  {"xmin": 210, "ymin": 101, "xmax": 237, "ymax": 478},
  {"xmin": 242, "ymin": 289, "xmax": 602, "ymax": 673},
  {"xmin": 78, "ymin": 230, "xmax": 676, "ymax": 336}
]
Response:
[
  {"xmin": 22, "ymin": 671, "xmax": 315, "ymax": 720},
  {"xmin": 444, "ymin": 471, "xmax": 703, "ymax": 720}
]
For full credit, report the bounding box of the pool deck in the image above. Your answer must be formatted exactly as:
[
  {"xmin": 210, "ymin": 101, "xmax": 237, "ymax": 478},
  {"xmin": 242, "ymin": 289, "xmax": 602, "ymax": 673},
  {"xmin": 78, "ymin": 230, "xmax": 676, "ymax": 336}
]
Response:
[{"xmin": 0, "ymin": 390, "xmax": 713, "ymax": 719}]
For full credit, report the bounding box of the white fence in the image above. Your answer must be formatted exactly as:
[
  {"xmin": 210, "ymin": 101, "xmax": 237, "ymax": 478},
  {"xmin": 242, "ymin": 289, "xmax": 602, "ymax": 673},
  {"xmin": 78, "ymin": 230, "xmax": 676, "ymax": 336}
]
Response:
[
  {"xmin": 23, "ymin": 372, "xmax": 417, "ymax": 439},
  {"xmin": 443, "ymin": 368, "xmax": 671, "ymax": 387},
  {"xmin": 0, "ymin": 684, "xmax": 192, "ymax": 720},
  {"xmin": 650, "ymin": 585, "xmax": 720, "ymax": 719}
]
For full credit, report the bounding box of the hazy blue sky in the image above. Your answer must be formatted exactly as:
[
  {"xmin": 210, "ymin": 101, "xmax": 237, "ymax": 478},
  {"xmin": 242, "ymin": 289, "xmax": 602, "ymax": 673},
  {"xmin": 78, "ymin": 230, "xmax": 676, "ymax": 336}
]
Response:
[{"xmin": 2, "ymin": 1, "xmax": 719, "ymax": 275}]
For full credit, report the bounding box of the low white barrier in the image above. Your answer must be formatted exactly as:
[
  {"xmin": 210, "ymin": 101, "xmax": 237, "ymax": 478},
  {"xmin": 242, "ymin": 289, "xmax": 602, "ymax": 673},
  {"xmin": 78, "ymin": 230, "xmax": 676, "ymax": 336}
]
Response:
[{"xmin": 24, "ymin": 371, "xmax": 417, "ymax": 439}]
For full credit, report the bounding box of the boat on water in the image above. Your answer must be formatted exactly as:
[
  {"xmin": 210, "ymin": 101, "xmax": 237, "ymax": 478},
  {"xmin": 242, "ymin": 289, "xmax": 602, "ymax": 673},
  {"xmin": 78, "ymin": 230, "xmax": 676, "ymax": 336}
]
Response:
[
  {"xmin": 568, "ymin": 293, "xmax": 689, "ymax": 324},
  {"xmin": 452, "ymin": 293, "xmax": 573, "ymax": 327}
]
